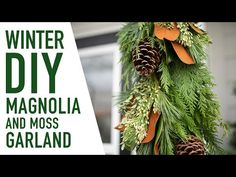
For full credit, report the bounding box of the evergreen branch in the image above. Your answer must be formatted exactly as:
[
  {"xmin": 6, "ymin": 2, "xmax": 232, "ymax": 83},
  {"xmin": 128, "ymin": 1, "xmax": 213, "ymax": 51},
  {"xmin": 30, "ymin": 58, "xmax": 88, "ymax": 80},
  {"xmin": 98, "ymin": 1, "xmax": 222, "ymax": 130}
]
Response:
[
  {"xmin": 158, "ymin": 60, "xmax": 173, "ymax": 94},
  {"xmin": 118, "ymin": 22, "xmax": 162, "ymax": 90},
  {"xmin": 160, "ymin": 123, "xmax": 174, "ymax": 155},
  {"xmin": 154, "ymin": 89, "xmax": 188, "ymax": 153},
  {"xmin": 188, "ymin": 34, "xmax": 211, "ymax": 63},
  {"xmin": 117, "ymin": 22, "xmax": 227, "ymax": 155},
  {"xmin": 136, "ymin": 141, "xmax": 153, "ymax": 155}
]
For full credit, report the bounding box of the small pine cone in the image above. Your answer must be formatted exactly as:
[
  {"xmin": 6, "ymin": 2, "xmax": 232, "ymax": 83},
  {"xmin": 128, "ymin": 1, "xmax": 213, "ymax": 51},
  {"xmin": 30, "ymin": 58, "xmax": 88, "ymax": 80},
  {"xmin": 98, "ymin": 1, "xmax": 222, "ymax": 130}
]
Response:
[
  {"xmin": 132, "ymin": 40, "xmax": 161, "ymax": 77},
  {"xmin": 175, "ymin": 135, "xmax": 205, "ymax": 155}
]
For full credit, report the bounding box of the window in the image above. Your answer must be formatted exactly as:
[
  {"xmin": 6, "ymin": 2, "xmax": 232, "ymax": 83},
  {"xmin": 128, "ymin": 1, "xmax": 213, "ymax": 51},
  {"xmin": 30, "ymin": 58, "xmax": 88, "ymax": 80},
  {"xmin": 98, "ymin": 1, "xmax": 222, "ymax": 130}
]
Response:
[{"xmin": 78, "ymin": 44, "xmax": 121, "ymax": 154}]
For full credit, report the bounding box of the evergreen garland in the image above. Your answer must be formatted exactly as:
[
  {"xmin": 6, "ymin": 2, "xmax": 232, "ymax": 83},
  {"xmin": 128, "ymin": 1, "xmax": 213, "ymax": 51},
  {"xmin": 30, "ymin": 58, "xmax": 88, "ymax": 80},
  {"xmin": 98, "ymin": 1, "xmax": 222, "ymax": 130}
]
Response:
[{"xmin": 116, "ymin": 22, "xmax": 228, "ymax": 155}]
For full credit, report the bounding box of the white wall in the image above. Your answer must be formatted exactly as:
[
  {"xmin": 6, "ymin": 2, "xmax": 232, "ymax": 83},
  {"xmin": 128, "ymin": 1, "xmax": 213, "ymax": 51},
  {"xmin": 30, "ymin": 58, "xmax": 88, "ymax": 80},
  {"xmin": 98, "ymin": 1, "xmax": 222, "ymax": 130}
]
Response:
[{"xmin": 207, "ymin": 22, "xmax": 236, "ymax": 153}]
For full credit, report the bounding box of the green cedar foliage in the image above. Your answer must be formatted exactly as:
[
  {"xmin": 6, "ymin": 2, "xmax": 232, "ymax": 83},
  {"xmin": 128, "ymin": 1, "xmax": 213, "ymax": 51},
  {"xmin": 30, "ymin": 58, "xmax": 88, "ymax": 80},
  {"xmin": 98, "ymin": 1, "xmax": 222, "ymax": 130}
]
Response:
[{"xmin": 117, "ymin": 22, "xmax": 228, "ymax": 155}]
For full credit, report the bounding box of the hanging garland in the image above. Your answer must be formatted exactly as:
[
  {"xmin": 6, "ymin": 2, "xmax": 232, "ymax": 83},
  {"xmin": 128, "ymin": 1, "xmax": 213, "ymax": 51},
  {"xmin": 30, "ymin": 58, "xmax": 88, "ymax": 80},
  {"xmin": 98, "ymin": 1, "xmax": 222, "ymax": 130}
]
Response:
[{"xmin": 115, "ymin": 22, "xmax": 228, "ymax": 155}]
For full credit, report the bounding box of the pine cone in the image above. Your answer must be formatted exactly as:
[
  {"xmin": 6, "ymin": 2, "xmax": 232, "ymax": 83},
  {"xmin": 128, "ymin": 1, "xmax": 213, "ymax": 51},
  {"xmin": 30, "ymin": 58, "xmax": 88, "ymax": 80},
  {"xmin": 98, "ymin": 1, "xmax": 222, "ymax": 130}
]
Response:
[
  {"xmin": 132, "ymin": 40, "xmax": 161, "ymax": 77},
  {"xmin": 175, "ymin": 135, "xmax": 205, "ymax": 155}
]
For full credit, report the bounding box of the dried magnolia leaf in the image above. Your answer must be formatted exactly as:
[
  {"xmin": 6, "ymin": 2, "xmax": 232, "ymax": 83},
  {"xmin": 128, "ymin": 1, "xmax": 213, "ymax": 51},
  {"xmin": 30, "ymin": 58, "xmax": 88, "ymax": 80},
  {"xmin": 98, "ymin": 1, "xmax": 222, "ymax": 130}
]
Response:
[
  {"xmin": 154, "ymin": 142, "xmax": 160, "ymax": 155},
  {"xmin": 189, "ymin": 22, "xmax": 205, "ymax": 34},
  {"xmin": 171, "ymin": 42, "xmax": 195, "ymax": 64},
  {"xmin": 115, "ymin": 116, "xmax": 126, "ymax": 132},
  {"xmin": 153, "ymin": 116, "xmax": 163, "ymax": 155},
  {"xmin": 115, "ymin": 123, "xmax": 125, "ymax": 132},
  {"xmin": 141, "ymin": 111, "xmax": 161, "ymax": 144},
  {"xmin": 154, "ymin": 23, "xmax": 180, "ymax": 41}
]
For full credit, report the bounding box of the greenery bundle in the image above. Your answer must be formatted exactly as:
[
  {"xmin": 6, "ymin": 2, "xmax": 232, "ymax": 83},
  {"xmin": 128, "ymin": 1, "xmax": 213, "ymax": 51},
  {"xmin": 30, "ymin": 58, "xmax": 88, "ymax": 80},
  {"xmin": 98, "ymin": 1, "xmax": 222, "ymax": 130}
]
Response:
[{"xmin": 115, "ymin": 22, "xmax": 228, "ymax": 155}]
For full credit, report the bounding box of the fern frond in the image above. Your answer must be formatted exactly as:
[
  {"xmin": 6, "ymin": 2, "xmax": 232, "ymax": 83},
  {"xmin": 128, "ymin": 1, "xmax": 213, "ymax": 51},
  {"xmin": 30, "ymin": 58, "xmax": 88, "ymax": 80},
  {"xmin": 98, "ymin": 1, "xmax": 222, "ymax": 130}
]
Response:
[{"xmin": 158, "ymin": 61, "xmax": 173, "ymax": 94}]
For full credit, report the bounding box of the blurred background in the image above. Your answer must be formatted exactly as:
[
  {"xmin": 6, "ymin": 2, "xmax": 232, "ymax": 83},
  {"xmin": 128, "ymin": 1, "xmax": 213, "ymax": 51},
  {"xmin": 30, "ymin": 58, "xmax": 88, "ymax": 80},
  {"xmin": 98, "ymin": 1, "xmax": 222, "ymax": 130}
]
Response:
[{"xmin": 72, "ymin": 22, "xmax": 236, "ymax": 155}]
